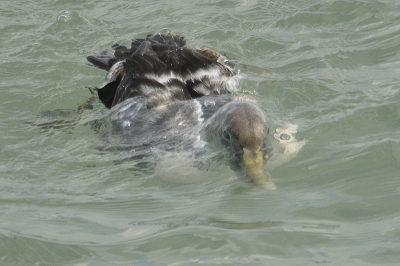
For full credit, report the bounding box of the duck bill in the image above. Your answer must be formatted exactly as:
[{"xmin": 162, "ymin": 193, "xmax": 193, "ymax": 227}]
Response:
[{"xmin": 242, "ymin": 147, "xmax": 270, "ymax": 184}]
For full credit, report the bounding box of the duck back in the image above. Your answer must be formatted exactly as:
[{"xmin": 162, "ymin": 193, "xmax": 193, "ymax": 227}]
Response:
[{"xmin": 87, "ymin": 33, "xmax": 237, "ymax": 109}]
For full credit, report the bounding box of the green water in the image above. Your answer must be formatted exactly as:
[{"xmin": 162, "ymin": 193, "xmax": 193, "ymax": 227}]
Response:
[{"xmin": 1, "ymin": 0, "xmax": 400, "ymax": 265}]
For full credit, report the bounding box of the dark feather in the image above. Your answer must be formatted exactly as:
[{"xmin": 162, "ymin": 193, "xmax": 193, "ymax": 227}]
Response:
[{"xmin": 86, "ymin": 51, "xmax": 117, "ymax": 71}]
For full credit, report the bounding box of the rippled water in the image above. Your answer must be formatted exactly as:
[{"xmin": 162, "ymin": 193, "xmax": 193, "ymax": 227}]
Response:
[{"xmin": 2, "ymin": 0, "xmax": 400, "ymax": 265}]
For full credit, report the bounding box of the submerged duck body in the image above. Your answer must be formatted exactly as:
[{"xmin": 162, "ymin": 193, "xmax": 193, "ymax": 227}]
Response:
[
  {"xmin": 103, "ymin": 94, "xmax": 271, "ymax": 185},
  {"xmin": 87, "ymin": 32, "xmax": 273, "ymax": 185}
]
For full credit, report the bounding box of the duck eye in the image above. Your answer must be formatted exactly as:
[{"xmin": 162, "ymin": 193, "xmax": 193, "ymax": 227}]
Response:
[{"xmin": 222, "ymin": 130, "xmax": 231, "ymax": 141}]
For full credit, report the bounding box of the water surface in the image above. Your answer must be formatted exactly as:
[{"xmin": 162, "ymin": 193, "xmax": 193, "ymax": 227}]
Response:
[{"xmin": 1, "ymin": 0, "xmax": 400, "ymax": 265}]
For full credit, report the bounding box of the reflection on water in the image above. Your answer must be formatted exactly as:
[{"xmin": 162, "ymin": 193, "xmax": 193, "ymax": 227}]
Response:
[{"xmin": 1, "ymin": 0, "xmax": 400, "ymax": 265}]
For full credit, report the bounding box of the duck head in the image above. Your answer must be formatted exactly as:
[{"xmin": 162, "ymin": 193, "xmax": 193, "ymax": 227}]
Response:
[{"xmin": 202, "ymin": 100, "xmax": 271, "ymax": 185}]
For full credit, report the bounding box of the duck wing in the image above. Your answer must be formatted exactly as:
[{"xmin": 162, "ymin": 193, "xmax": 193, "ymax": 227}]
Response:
[{"xmin": 87, "ymin": 33, "xmax": 237, "ymax": 109}]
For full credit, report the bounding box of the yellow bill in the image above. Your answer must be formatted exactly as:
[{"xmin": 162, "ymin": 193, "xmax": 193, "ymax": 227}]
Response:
[{"xmin": 243, "ymin": 147, "xmax": 271, "ymax": 185}]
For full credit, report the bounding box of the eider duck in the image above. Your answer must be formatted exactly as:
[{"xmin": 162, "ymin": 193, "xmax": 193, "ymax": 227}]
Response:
[{"xmin": 87, "ymin": 32, "xmax": 271, "ymax": 185}]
